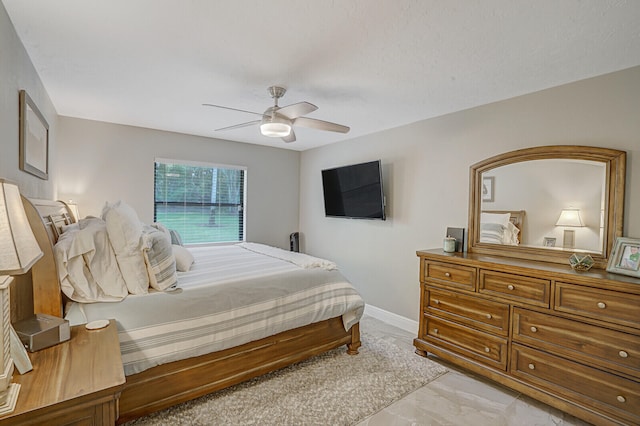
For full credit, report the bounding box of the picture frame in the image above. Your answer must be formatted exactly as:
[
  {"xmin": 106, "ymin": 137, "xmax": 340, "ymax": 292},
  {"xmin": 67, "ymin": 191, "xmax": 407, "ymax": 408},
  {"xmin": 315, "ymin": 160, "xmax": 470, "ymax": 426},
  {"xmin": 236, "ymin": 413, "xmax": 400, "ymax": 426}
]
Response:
[
  {"xmin": 482, "ymin": 176, "xmax": 494, "ymax": 202},
  {"xmin": 19, "ymin": 89, "xmax": 49, "ymax": 180},
  {"xmin": 543, "ymin": 237, "xmax": 556, "ymax": 247},
  {"xmin": 606, "ymin": 237, "xmax": 640, "ymax": 278}
]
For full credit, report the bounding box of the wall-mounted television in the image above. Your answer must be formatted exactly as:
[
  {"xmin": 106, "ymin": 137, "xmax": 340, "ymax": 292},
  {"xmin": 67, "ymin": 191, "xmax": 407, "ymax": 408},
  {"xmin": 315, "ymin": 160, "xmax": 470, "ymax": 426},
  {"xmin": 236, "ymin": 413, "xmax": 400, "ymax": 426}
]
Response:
[{"xmin": 321, "ymin": 160, "xmax": 386, "ymax": 220}]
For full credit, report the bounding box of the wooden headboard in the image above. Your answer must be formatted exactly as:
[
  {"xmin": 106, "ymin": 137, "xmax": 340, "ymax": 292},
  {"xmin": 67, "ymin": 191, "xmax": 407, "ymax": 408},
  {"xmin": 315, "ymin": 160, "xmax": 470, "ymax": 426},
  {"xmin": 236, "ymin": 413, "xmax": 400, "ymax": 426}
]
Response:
[
  {"xmin": 482, "ymin": 210, "xmax": 526, "ymax": 243},
  {"xmin": 19, "ymin": 197, "xmax": 76, "ymax": 320}
]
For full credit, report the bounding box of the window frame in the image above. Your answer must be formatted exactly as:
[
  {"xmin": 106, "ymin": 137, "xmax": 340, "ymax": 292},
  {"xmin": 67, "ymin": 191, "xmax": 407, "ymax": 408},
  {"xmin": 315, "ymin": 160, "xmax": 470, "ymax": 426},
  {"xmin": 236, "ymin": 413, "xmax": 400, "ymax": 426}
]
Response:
[{"xmin": 154, "ymin": 157, "xmax": 247, "ymax": 246}]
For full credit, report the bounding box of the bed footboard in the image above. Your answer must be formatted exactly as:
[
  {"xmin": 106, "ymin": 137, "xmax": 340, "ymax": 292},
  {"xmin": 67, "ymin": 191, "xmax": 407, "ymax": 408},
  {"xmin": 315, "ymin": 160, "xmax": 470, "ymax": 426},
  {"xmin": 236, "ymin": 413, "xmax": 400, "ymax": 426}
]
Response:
[{"xmin": 117, "ymin": 316, "xmax": 360, "ymax": 424}]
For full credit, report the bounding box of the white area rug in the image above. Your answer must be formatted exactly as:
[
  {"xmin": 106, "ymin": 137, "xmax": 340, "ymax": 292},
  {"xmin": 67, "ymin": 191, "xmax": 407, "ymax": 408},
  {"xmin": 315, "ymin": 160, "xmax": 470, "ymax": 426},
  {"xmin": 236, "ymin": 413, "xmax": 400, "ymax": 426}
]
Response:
[{"xmin": 125, "ymin": 328, "xmax": 448, "ymax": 426}]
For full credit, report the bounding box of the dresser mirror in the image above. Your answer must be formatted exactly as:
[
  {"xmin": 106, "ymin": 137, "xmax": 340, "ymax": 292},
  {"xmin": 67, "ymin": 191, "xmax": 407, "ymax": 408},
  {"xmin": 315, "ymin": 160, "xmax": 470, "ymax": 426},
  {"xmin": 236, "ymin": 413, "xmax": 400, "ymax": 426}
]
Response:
[{"xmin": 468, "ymin": 146, "xmax": 626, "ymax": 268}]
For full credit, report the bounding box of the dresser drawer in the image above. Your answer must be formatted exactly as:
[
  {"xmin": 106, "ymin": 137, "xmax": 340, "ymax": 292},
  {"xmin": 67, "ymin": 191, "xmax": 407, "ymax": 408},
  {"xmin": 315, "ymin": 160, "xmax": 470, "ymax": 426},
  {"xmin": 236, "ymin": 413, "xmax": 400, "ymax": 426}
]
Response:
[
  {"xmin": 424, "ymin": 261, "xmax": 476, "ymax": 291},
  {"xmin": 423, "ymin": 315, "xmax": 507, "ymax": 370},
  {"xmin": 479, "ymin": 270, "xmax": 550, "ymax": 307},
  {"xmin": 513, "ymin": 308, "xmax": 640, "ymax": 380},
  {"xmin": 555, "ymin": 282, "xmax": 640, "ymax": 328},
  {"xmin": 426, "ymin": 287, "xmax": 510, "ymax": 336},
  {"xmin": 511, "ymin": 344, "xmax": 640, "ymax": 425}
]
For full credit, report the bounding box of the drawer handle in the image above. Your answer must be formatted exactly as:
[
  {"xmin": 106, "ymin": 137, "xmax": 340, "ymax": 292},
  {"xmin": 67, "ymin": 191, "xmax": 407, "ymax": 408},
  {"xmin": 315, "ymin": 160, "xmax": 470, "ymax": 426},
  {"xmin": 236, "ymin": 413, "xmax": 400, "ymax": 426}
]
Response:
[
  {"xmin": 530, "ymin": 326, "xmax": 538, "ymax": 333},
  {"xmin": 485, "ymin": 313, "xmax": 492, "ymax": 319},
  {"xmin": 617, "ymin": 395, "xmax": 626, "ymax": 403},
  {"xmin": 433, "ymin": 299, "xmax": 440, "ymax": 305},
  {"xmin": 444, "ymin": 272, "xmax": 451, "ymax": 277},
  {"xmin": 484, "ymin": 347, "xmax": 490, "ymax": 353},
  {"xmin": 619, "ymin": 350, "xmax": 629, "ymax": 358},
  {"xmin": 433, "ymin": 328, "xmax": 439, "ymax": 334},
  {"xmin": 528, "ymin": 363, "xmax": 535, "ymax": 370},
  {"xmin": 507, "ymin": 284, "xmax": 515, "ymax": 290},
  {"xmin": 597, "ymin": 301, "xmax": 606, "ymax": 309}
]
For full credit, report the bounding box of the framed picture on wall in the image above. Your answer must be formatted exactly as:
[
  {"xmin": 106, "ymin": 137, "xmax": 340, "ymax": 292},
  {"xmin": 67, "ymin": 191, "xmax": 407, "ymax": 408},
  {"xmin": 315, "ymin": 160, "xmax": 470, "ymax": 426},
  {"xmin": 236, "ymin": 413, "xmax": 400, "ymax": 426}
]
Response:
[
  {"xmin": 482, "ymin": 176, "xmax": 494, "ymax": 202},
  {"xmin": 607, "ymin": 237, "xmax": 640, "ymax": 278},
  {"xmin": 19, "ymin": 89, "xmax": 49, "ymax": 180}
]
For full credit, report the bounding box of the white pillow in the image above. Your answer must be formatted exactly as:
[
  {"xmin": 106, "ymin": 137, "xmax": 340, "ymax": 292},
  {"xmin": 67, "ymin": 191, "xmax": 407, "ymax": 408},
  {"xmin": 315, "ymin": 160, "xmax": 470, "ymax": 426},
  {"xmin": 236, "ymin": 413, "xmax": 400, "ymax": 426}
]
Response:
[
  {"xmin": 504, "ymin": 222, "xmax": 520, "ymax": 245},
  {"xmin": 481, "ymin": 212, "xmax": 511, "ymax": 227},
  {"xmin": 55, "ymin": 218, "xmax": 128, "ymax": 303},
  {"xmin": 173, "ymin": 244, "xmax": 194, "ymax": 272},
  {"xmin": 102, "ymin": 201, "xmax": 143, "ymax": 253},
  {"xmin": 102, "ymin": 201, "xmax": 149, "ymax": 294}
]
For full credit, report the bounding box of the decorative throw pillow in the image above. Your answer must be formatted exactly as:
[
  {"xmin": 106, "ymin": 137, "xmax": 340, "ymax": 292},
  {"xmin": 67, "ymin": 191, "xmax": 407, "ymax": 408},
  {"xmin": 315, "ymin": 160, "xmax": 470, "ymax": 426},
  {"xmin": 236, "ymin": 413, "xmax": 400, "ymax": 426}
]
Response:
[
  {"xmin": 151, "ymin": 222, "xmax": 171, "ymax": 241},
  {"xmin": 479, "ymin": 222, "xmax": 506, "ymax": 244},
  {"xmin": 173, "ymin": 244, "xmax": 194, "ymax": 272},
  {"xmin": 169, "ymin": 229, "xmax": 184, "ymax": 246},
  {"xmin": 142, "ymin": 226, "xmax": 178, "ymax": 291}
]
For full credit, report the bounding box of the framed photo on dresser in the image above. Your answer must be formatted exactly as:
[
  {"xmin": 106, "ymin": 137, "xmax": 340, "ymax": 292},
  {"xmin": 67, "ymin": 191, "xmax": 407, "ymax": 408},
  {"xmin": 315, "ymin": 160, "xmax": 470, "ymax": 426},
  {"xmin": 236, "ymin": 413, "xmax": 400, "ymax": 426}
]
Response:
[{"xmin": 607, "ymin": 237, "xmax": 640, "ymax": 278}]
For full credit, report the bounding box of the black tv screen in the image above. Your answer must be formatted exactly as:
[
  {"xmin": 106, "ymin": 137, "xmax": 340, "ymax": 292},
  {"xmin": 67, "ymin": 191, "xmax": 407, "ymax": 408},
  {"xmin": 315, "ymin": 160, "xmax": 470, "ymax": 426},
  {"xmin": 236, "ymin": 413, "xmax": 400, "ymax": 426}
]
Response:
[{"xmin": 321, "ymin": 160, "xmax": 386, "ymax": 220}]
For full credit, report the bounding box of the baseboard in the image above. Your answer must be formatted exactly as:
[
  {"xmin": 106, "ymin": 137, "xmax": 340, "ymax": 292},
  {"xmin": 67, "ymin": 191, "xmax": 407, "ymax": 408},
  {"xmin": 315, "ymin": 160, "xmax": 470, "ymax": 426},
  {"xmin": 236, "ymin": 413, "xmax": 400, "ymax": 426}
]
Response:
[{"xmin": 363, "ymin": 304, "xmax": 418, "ymax": 335}]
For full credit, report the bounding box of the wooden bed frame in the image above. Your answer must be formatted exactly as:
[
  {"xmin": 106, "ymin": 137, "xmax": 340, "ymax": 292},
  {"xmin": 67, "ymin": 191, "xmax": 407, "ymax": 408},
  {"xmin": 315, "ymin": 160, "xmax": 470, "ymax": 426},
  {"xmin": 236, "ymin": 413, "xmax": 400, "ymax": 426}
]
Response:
[{"xmin": 19, "ymin": 197, "xmax": 361, "ymax": 424}]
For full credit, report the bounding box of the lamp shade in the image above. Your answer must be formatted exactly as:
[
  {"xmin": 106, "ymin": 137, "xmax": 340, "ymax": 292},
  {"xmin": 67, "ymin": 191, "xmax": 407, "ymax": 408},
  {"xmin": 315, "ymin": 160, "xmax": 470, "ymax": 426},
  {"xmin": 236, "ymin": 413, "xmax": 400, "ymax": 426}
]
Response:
[
  {"xmin": 0, "ymin": 179, "xmax": 43, "ymax": 275},
  {"xmin": 260, "ymin": 115, "xmax": 291, "ymax": 137},
  {"xmin": 555, "ymin": 208, "xmax": 584, "ymax": 227}
]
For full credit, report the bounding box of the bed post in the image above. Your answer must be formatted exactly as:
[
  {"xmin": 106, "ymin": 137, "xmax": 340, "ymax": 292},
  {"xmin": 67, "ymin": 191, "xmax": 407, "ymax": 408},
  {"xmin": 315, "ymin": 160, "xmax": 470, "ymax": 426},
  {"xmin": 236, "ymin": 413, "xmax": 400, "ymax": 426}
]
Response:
[
  {"xmin": 21, "ymin": 196, "xmax": 63, "ymax": 317},
  {"xmin": 347, "ymin": 323, "xmax": 361, "ymax": 355}
]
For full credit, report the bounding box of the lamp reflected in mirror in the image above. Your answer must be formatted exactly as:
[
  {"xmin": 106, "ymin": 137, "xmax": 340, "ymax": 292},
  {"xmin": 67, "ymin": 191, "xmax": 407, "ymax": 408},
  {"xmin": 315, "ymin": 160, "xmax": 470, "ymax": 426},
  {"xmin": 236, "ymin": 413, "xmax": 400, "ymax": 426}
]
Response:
[{"xmin": 556, "ymin": 208, "xmax": 584, "ymax": 248}]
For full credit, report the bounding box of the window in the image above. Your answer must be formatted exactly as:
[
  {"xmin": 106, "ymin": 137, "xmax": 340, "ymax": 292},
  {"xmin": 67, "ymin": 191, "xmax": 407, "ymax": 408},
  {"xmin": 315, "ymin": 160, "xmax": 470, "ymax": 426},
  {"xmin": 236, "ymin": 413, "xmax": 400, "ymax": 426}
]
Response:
[{"xmin": 154, "ymin": 158, "xmax": 246, "ymax": 244}]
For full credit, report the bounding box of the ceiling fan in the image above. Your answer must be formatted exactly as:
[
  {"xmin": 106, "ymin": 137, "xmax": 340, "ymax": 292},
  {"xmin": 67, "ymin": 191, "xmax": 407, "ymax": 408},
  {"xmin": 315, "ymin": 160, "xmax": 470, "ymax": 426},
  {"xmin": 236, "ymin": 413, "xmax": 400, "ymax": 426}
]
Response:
[{"xmin": 203, "ymin": 86, "xmax": 350, "ymax": 143}]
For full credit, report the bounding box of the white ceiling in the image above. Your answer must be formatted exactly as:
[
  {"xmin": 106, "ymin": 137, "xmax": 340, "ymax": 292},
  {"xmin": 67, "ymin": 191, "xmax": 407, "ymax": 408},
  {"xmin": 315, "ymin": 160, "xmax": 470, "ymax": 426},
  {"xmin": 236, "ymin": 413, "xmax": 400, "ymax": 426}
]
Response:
[{"xmin": 4, "ymin": 1, "xmax": 640, "ymax": 151}]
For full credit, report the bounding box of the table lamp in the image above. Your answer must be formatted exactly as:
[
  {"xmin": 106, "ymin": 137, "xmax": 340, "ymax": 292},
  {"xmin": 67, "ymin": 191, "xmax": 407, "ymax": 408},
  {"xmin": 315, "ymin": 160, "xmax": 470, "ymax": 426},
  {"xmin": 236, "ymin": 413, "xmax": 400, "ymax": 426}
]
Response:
[
  {"xmin": 555, "ymin": 208, "xmax": 584, "ymax": 249},
  {"xmin": 0, "ymin": 179, "xmax": 43, "ymax": 414}
]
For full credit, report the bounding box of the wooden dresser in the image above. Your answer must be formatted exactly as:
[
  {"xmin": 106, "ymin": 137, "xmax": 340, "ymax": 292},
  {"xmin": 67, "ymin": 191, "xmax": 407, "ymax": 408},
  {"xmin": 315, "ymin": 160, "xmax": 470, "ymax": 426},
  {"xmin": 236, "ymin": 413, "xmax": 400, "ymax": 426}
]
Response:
[{"xmin": 414, "ymin": 249, "xmax": 640, "ymax": 426}]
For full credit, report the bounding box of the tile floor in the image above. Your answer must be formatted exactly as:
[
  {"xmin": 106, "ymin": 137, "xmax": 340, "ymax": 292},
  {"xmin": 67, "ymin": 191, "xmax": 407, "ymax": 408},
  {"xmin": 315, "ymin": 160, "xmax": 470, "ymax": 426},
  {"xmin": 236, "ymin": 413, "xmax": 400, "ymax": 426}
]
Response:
[{"xmin": 356, "ymin": 315, "xmax": 591, "ymax": 426}]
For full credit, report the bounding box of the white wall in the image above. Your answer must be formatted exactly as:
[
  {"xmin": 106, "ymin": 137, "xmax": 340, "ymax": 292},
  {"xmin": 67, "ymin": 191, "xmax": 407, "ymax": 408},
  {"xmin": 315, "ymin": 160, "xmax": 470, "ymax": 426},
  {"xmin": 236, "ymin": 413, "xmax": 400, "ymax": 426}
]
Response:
[
  {"xmin": 0, "ymin": 2, "xmax": 57, "ymax": 198},
  {"xmin": 56, "ymin": 117, "xmax": 301, "ymax": 249},
  {"xmin": 299, "ymin": 66, "xmax": 640, "ymax": 321}
]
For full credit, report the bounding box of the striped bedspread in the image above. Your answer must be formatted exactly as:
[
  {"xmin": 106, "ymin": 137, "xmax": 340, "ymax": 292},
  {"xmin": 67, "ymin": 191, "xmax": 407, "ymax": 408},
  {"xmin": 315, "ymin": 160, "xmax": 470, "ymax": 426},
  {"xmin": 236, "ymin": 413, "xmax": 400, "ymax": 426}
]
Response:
[{"xmin": 65, "ymin": 244, "xmax": 364, "ymax": 376}]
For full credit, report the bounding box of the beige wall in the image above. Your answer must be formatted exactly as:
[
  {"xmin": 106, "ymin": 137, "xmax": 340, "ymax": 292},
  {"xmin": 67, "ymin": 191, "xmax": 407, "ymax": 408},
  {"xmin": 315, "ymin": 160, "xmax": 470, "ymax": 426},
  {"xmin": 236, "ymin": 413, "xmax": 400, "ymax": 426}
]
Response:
[
  {"xmin": 56, "ymin": 117, "xmax": 301, "ymax": 249},
  {"xmin": 299, "ymin": 66, "xmax": 640, "ymax": 322},
  {"xmin": 0, "ymin": 2, "xmax": 57, "ymax": 198}
]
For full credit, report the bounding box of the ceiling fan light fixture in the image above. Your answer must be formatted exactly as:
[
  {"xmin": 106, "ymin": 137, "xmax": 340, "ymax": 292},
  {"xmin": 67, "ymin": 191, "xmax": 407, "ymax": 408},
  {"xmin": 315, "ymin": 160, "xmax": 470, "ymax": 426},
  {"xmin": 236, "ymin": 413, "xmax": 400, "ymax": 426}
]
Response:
[{"xmin": 260, "ymin": 115, "xmax": 291, "ymax": 137}]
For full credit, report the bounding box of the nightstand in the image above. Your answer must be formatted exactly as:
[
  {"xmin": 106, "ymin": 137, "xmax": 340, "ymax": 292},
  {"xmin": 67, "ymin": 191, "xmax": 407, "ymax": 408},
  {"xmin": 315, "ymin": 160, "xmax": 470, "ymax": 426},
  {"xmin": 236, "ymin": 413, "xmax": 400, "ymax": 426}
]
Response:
[{"xmin": 0, "ymin": 319, "xmax": 125, "ymax": 425}]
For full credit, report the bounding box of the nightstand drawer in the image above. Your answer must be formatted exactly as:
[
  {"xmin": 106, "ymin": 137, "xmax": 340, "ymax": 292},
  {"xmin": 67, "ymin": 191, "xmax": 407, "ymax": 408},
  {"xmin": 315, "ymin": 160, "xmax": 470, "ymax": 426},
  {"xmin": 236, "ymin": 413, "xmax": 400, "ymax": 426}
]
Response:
[
  {"xmin": 479, "ymin": 270, "xmax": 550, "ymax": 307},
  {"xmin": 513, "ymin": 308, "xmax": 640, "ymax": 379},
  {"xmin": 555, "ymin": 282, "xmax": 640, "ymax": 328},
  {"xmin": 424, "ymin": 261, "xmax": 476, "ymax": 291},
  {"xmin": 423, "ymin": 315, "xmax": 507, "ymax": 370},
  {"xmin": 511, "ymin": 344, "xmax": 640, "ymax": 425},
  {"xmin": 426, "ymin": 287, "xmax": 509, "ymax": 336}
]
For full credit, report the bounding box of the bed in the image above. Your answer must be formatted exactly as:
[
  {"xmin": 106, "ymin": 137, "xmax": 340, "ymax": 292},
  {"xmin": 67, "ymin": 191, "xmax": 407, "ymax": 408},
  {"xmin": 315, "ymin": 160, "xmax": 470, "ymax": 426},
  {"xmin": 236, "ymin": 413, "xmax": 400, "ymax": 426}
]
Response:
[{"xmin": 20, "ymin": 197, "xmax": 364, "ymax": 424}]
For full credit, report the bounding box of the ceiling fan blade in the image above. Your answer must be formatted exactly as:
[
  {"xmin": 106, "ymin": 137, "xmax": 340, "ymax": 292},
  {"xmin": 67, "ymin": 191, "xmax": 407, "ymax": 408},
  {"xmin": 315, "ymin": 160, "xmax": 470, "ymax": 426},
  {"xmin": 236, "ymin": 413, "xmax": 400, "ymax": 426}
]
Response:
[
  {"xmin": 203, "ymin": 103, "xmax": 264, "ymax": 118},
  {"xmin": 293, "ymin": 117, "xmax": 350, "ymax": 133},
  {"xmin": 276, "ymin": 102, "xmax": 318, "ymax": 119},
  {"xmin": 215, "ymin": 120, "xmax": 261, "ymax": 132},
  {"xmin": 282, "ymin": 129, "xmax": 296, "ymax": 143}
]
